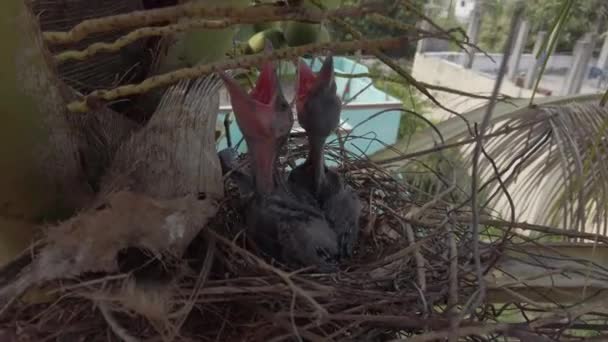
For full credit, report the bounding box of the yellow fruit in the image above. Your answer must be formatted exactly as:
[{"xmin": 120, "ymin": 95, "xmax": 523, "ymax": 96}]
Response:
[{"xmin": 246, "ymin": 28, "xmax": 287, "ymax": 54}]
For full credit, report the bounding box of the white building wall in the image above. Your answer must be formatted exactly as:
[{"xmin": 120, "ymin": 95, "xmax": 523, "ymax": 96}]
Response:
[{"xmin": 454, "ymin": 0, "xmax": 476, "ymax": 22}]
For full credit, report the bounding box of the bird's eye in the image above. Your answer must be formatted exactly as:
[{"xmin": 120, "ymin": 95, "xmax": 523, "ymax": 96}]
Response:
[
  {"xmin": 316, "ymin": 247, "xmax": 329, "ymax": 259},
  {"xmin": 277, "ymin": 100, "xmax": 289, "ymax": 111},
  {"xmin": 316, "ymin": 247, "xmax": 337, "ymax": 263}
]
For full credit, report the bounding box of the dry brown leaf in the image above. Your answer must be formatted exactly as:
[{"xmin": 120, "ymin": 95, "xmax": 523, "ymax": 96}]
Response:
[
  {"xmin": 0, "ymin": 75, "xmax": 225, "ymax": 303},
  {"xmin": 101, "ymin": 76, "xmax": 224, "ymax": 199},
  {"xmin": 0, "ymin": 191, "xmax": 218, "ymax": 301}
]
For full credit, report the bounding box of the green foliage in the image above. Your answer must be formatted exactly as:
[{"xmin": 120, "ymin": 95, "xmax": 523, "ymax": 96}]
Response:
[
  {"xmin": 335, "ymin": 0, "xmax": 427, "ymax": 58},
  {"xmin": 396, "ymin": 147, "xmax": 475, "ymax": 205},
  {"xmin": 367, "ymin": 65, "xmax": 477, "ymax": 205},
  {"xmin": 525, "ymin": 0, "xmax": 607, "ymax": 52},
  {"xmin": 429, "ymin": 10, "xmax": 466, "ymax": 52},
  {"xmin": 368, "ymin": 63, "xmax": 430, "ymax": 138},
  {"xmin": 530, "ymin": 0, "xmax": 574, "ymax": 104},
  {"xmin": 477, "ymin": 0, "xmax": 608, "ymax": 53},
  {"xmin": 373, "ymin": 78, "xmax": 430, "ymax": 138},
  {"xmin": 529, "ymin": 233, "xmax": 566, "ymax": 243},
  {"xmin": 235, "ymin": 0, "xmax": 336, "ymax": 54},
  {"xmin": 478, "ymin": 0, "xmax": 513, "ymax": 52},
  {"xmin": 481, "ymin": 225, "xmax": 508, "ymax": 243}
]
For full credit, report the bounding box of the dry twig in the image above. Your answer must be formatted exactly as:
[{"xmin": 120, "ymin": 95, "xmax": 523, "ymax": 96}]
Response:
[{"xmin": 66, "ymin": 36, "xmax": 415, "ymax": 112}]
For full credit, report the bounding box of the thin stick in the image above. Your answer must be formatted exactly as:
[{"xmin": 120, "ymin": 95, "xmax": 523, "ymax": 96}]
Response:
[
  {"xmin": 447, "ymin": 218, "xmax": 459, "ymax": 342},
  {"xmin": 55, "ymin": 18, "xmax": 237, "ymax": 63},
  {"xmin": 387, "ymin": 323, "xmax": 509, "ymax": 342},
  {"xmin": 66, "ymin": 36, "xmax": 412, "ymax": 112},
  {"xmin": 372, "ymin": 117, "xmax": 547, "ymax": 167},
  {"xmin": 377, "ymin": 203, "xmax": 427, "ymax": 292},
  {"xmin": 467, "ymin": 4, "xmax": 523, "ymax": 316},
  {"xmin": 98, "ymin": 301, "xmax": 140, "ymax": 342},
  {"xmin": 43, "ymin": 2, "xmax": 379, "ymax": 45},
  {"xmin": 421, "ymin": 215, "xmax": 608, "ymax": 245},
  {"xmin": 330, "ymin": 16, "xmax": 473, "ymax": 131},
  {"xmin": 206, "ymin": 229, "xmax": 328, "ymax": 318},
  {"xmin": 169, "ymin": 235, "xmax": 216, "ymax": 339}
]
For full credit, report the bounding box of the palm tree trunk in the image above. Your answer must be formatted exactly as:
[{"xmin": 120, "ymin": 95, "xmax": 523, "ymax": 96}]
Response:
[{"xmin": 0, "ymin": 0, "xmax": 91, "ymax": 266}]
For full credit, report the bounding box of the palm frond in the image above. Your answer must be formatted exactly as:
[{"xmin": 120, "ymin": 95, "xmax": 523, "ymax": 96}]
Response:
[
  {"xmin": 477, "ymin": 101, "xmax": 608, "ymax": 236},
  {"xmin": 529, "ymin": 0, "xmax": 574, "ymax": 105},
  {"xmin": 374, "ymin": 95, "xmax": 608, "ymax": 236},
  {"xmin": 104, "ymin": 75, "xmax": 224, "ymax": 198}
]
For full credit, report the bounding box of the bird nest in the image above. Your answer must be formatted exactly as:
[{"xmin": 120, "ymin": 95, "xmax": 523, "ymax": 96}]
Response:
[
  {"xmin": 0, "ymin": 137, "xmax": 512, "ymax": 341},
  {"xmin": 6, "ymin": 0, "xmax": 607, "ymax": 340}
]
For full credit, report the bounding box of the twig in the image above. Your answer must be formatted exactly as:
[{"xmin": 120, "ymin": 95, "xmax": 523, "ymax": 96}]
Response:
[
  {"xmin": 467, "ymin": 4, "xmax": 524, "ymax": 316},
  {"xmin": 290, "ymin": 292, "xmax": 303, "ymax": 342},
  {"xmin": 43, "ymin": 2, "xmax": 379, "ymax": 45},
  {"xmin": 98, "ymin": 301, "xmax": 140, "ymax": 342},
  {"xmin": 54, "ymin": 4, "xmax": 396, "ymax": 64},
  {"xmin": 377, "ymin": 203, "xmax": 426, "ymax": 292},
  {"xmin": 169, "ymin": 234, "xmax": 216, "ymax": 339},
  {"xmin": 486, "ymin": 219, "xmax": 608, "ymax": 244},
  {"xmin": 373, "ymin": 116, "xmax": 548, "ymax": 167},
  {"xmin": 397, "ymin": 0, "xmax": 477, "ymax": 56},
  {"xmin": 330, "ymin": 16, "xmax": 473, "ymax": 133},
  {"xmin": 447, "ymin": 219, "xmax": 459, "ymax": 342},
  {"xmin": 405, "ymin": 183, "xmax": 457, "ymax": 221},
  {"xmin": 66, "ymin": 35, "xmax": 413, "ymax": 112},
  {"xmin": 405, "ymin": 223, "xmax": 426, "ymax": 292},
  {"xmin": 530, "ymin": 292, "xmax": 608, "ymax": 330},
  {"xmin": 206, "ymin": 229, "xmax": 328, "ymax": 318},
  {"xmin": 55, "ymin": 18, "xmax": 237, "ymax": 63},
  {"xmin": 336, "ymin": 71, "xmax": 509, "ymax": 101},
  {"xmin": 387, "ymin": 323, "xmax": 509, "ymax": 342}
]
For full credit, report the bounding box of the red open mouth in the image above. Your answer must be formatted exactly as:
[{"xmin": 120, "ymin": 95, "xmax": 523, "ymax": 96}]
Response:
[
  {"xmin": 296, "ymin": 57, "xmax": 334, "ymax": 114},
  {"xmin": 249, "ymin": 61, "xmax": 277, "ymax": 105},
  {"xmin": 296, "ymin": 60, "xmax": 317, "ymax": 113}
]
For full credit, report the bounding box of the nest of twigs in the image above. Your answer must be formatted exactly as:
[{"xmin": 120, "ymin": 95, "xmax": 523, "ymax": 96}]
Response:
[
  {"xmin": 0, "ymin": 135, "xmax": 509, "ymax": 341},
  {"xmin": 5, "ymin": 0, "xmax": 608, "ymax": 340}
]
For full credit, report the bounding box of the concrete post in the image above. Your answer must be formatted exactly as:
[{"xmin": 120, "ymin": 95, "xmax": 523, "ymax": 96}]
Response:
[
  {"xmin": 575, "ymin": 32, "xmax": 598, "ymax": 92},
  {"xmin": 524, "ymin": 31, "xmax": 547, "ymax": 89},
  {"xmin": 417, "ymin": 21, "xmax": 432, "ymax": 54},
  {"xmin": 507, "ymin": 19, "xmax": 530, "ymax": 81},
  {"xmin": 461, "ymin": 5, "xmax": 482, "ymax": 69},
  {"xmin": 597, "ymin": 33, "xmax": 608, "ymax": 70},
  {"xmin": 561, "ymin": 34, "xmax": 596, "ymax": 95}
]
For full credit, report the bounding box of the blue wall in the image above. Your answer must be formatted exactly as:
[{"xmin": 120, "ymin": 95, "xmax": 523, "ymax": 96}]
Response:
[{"xmin": 217, "ymin": 57, "xmax": 402, "ymax": 161}]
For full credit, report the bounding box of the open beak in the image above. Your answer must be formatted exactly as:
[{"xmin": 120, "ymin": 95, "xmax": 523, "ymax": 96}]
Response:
[
  {"xmin": 219, "ymin": 61, "xmax": 280, "ymax": 141},
  {"xmin": 219, "ymin": 61, "xmax": 283, "ymax": 193},
  {"xmin": 295, "ymin": 56, "xmax": 336, "ymax": 196},
  {"xmin": 296, "ymin": 55, "xmax": 335, "ymax": 119}
]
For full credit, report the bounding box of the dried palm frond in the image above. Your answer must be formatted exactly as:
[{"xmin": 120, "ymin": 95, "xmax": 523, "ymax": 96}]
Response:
[
  {"xmin": 381, "ymin": 96, "xmax": 608, "ymax": 238},
  {"xmin": 476, "ymin": 102, "xmax": 608, "ymax": 236},
  {"xmin": 102, "ymin": 74, "xmax": 224, "ymax": 197},
  {"xmin": 2, "ymin": 136, "xmax": 605, "ymax": 341},
  {"xmin": 0, "ymin": 73, "xmax": 224, "ymax": 315},
  {"xmin": 4, "ymin": 1, "xmax": 608, "ymax": 341}
]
